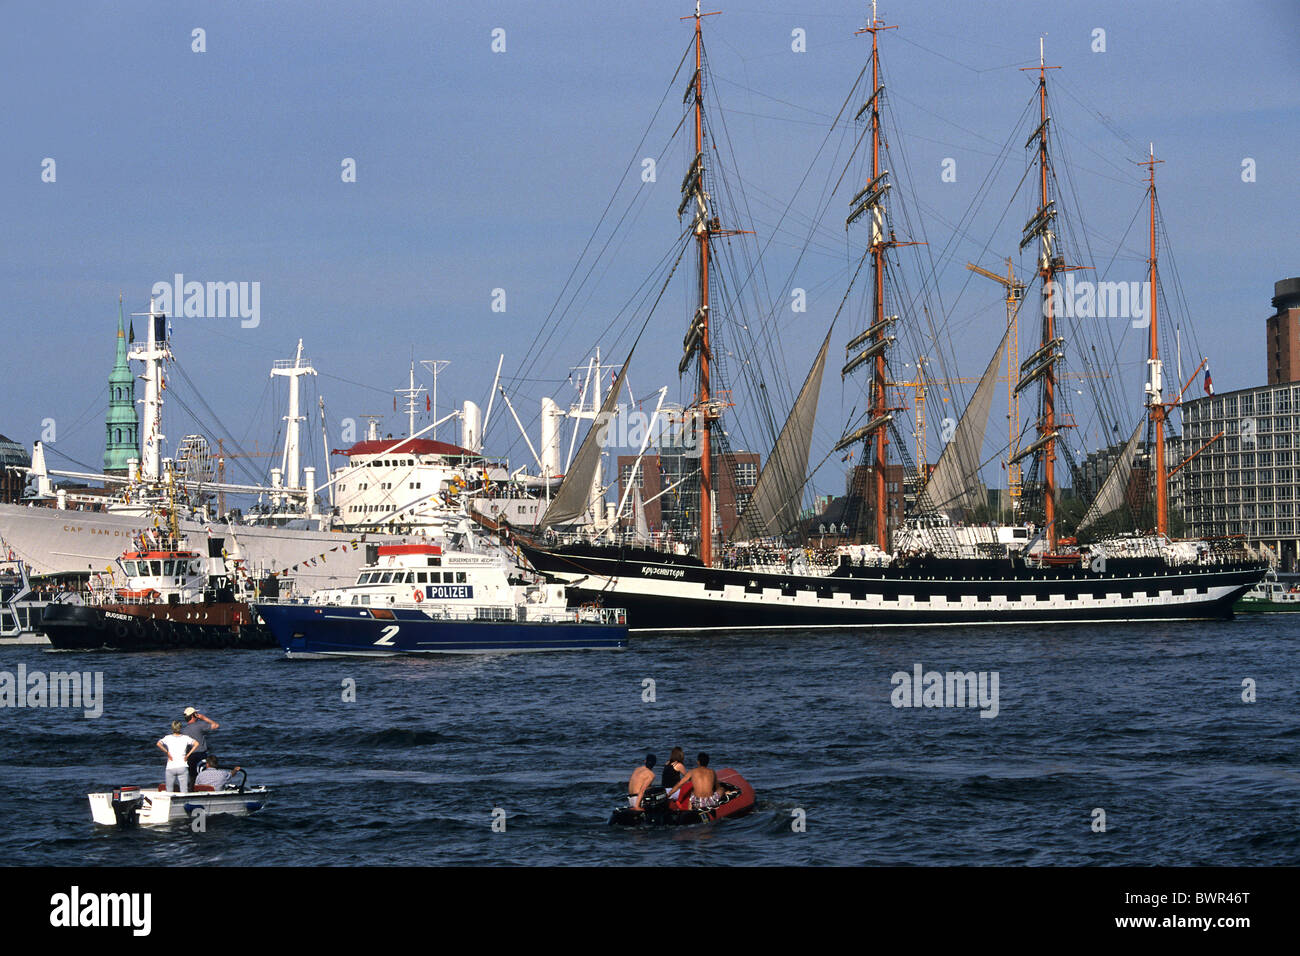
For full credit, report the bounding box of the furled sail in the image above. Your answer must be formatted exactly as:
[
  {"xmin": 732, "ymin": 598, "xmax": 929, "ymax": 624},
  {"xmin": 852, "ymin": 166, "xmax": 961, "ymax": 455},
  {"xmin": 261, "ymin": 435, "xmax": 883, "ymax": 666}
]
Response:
[
  {"xmin": 1076, "ymin": 421, "xmax": 1143, "ymax": 536},
  {"xmin": 915, "ymin": 322, "xmax": 1010, "ymax": 516},
  {"xmin": 539, "ymin": 352, "xmax": 631, "ymax": 528},
  {"xmin": 729, "ymin": 325, "xmax": 833, "ymax": 540},
  {"xmin": 632, "ymin": 482, "xmax": 650, "ymax": 543}
]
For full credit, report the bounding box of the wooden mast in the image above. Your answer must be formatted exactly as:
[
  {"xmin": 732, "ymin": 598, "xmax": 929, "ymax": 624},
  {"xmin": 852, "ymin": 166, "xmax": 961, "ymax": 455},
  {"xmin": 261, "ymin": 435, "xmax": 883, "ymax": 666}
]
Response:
[
  {"xmin": 1023, "ymin": 42, "xmax": 1061, "ymax": 551},
  {"xmin": 1144, "ymin": 144, "xmax": 1168, "ymax": 535},
  {"xmin": 685, "ymin": 2, "xmax": 719, "ymax": 565},
  {"xmin": 861, "ymin": 3, "xmax": 896, "ymax": 552}
]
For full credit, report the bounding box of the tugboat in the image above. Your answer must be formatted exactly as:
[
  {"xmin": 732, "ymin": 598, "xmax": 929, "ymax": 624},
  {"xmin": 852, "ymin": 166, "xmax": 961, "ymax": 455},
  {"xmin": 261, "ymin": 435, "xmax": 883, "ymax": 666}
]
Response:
[
  {"xmin": 254, "ymin": 525, "xmax": 626, "ymax": 656},
  {"xmin": 1235, "ymin": 569, "xmax": 1300, "ymax": 613},
  {"xmin": 40, "ymin": 526, "xmax": 280, "ymax": 651},
  {"xmin": 609, "ymin": 768, "xmax": 756, "ymax": 826}
]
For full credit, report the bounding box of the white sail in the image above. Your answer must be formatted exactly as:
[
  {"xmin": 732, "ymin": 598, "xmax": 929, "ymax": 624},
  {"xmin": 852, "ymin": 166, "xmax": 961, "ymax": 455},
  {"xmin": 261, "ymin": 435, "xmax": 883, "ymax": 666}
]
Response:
[
  {"xmin": 730, "ymin": 325, "xmax": 832, "ymax": 540},
  {"xmin": 915, "ymin": 322, "xmax": 1010, "ymax": 516},
  {"xmin": 632, "ymin": 483, "xmax": 650, "ymax": 543},
  {"xmin": 540, "ymin": 353, "xmax": 630, "ymax": 528},
  {"xmin": 1076, "ymin": 421, "xmax": 1144, "ymax": 536}
]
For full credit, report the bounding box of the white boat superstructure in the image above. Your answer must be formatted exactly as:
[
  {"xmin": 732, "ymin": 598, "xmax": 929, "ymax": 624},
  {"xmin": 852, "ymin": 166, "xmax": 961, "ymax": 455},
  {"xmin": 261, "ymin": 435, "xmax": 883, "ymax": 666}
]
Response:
[
  {"xmin": 89, "ymin": 781, "xmax": 270, "ymax": 826},
  {"xmin": 0, "ymin": 557, "xmax": 52, "ymax": 644},
  {"xmin": 328, "ymin": 434, "xmax": 548, "ymax": 534},
  {"xmin": 306, "ymin": 529, "xmax": 579, "ymax": 622}
]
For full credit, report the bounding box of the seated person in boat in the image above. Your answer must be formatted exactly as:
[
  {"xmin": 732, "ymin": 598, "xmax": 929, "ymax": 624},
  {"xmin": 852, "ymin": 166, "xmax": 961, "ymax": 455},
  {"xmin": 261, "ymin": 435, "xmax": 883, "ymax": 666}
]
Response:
[
  {"xmin": 679, "ymin": 752, "xmax": 722, "ymax": 809},
  {"xmin": 662, "ymin": 746, "xmax": 687, "ymax": 791},
  {"xmin": 193, "ymin": 756, "xmax": 240, "ymax": 790},
  {"xmin": 627, "ymin": 754, "xmax": 656, "ymax": 810}
]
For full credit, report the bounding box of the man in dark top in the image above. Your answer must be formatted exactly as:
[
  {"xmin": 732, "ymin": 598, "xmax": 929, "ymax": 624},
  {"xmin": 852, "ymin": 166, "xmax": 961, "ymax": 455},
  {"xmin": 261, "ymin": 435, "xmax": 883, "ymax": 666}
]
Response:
[
  {"xmin": 662, "ymin": 746, "xmax": 686, "ymax": 790},
  {"xmin": 181, "ymin": 706, "xmax": 220, "ymax": 789}
]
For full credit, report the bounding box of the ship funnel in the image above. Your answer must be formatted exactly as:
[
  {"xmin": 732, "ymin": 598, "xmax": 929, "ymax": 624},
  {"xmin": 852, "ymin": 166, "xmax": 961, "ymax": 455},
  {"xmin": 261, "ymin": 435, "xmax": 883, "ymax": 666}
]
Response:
[
  {"xmin": 461, "ymin": 401, "xmax": 483, "ymax": 453},
  {"xmin": 540, "ymin": 397, "xmax": 562, "ymax": 478},
  {"xmin": 304, "ymin": 466, "xmax": 317, "ymax": 517},
  {"xmin": 31, "ymin": 441, "xmax": 52, "ymax": 498}
]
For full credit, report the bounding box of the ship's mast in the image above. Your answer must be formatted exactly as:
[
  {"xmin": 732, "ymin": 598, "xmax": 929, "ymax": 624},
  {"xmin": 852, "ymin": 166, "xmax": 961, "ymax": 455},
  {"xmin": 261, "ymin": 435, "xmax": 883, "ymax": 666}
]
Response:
[
  {"xmin": 271, "ymin": 338, "xmax": 317, "ymax": 495},
  {"xmin": 1143, "ymin": 144, "xmax": 1168, "ymax": 535},
  {"xmin": 129, "ymin": 296, "xmax": 171, "ymax": 483},
  {"xmin": 862, "ymin": 4, "xmax": 895, "ymax": 552},
  {"xmin": 1023, "ymin": 41, "xmax": 1062, "ymax": 551},
  {"xmin": 394, "ymin": 361, "xmax": 428, "ymax": 440},
  {"xmin": 684, "ymin": 2, "xmax": 720, "ymax": 565}
]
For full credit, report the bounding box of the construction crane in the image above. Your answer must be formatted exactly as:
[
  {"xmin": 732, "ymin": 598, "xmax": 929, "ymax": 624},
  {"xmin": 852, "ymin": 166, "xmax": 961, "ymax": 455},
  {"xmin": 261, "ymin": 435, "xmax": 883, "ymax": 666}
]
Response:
[
  {"xmin": 966, "ymin": 258, "xmax": 1026, "ymax": 503},
  {"xmin": 215, "ymin": 438, "xmax": 277, "ymax": 516},
  {"xmin": 887, "ymin": 357, "xmax": 928, "ymax": 478}
]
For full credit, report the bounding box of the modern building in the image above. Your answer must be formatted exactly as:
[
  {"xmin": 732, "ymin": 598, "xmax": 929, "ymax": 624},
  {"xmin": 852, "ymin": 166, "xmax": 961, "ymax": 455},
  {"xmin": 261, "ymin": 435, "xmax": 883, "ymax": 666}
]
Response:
[
  {"xmin": 845, "ymin": 462, "xmax": 910, "ymax": 543},
  {"xmin": 104, "ymin": 300, "xmax": 140, "ymax": 475},
  {"xmin": 1076, "ymin": 430, "xmax": 1184, "ymax": 525},
  {"xmin": 0, "ymin": 434, "xmax": 30, "ymax": 503},
  {"xmin": 1182, "ymin": 382, "xmax": 1299, "ymax": 568},
  {"xmin": 1182, "ymin": 277, "xmax": 1300, "ymax": 569},
  {"xmin": 615, "ymin": 428, "xmax": 759, "ymax": 540},
  {"xmin": 1266, "ymin": 277, "xmax": 1300, "ymax": 385}
]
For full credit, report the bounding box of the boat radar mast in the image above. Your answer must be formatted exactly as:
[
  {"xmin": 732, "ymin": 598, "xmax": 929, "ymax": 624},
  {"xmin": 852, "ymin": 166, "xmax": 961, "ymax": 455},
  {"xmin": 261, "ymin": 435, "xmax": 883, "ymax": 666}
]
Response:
[
  {"xmin": 128, "ymin": 296, "xmax": 172, "ymax": 483},
  {"xmin": 270, "ymin": 338, "xmax": 317, "ymax": 496}
]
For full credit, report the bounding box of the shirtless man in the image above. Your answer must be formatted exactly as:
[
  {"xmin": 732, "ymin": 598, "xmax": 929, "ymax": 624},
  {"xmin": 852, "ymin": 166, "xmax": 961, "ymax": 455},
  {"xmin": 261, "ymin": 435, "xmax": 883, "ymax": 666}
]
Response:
[
  {"xmin": 679, "ymin": 752, "xmax": 721, "ymax": 809},
  {"xmin": 627, "ymin": 754, "xmax": 656, "ymax": 810}
]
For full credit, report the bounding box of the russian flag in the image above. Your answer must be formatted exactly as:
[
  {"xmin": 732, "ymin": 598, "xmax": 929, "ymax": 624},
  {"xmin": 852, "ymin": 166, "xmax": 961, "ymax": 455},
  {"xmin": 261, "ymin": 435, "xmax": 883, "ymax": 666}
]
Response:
[{"xmin": 1203, "ymin": 363, "xmax": 1214, "ymax": 396}]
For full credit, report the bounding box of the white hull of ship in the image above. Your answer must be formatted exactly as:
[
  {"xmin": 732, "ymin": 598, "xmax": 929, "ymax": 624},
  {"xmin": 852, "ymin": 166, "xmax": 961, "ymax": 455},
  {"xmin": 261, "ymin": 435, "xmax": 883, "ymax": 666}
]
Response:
[{"xmin": 0, "ymin": 503, "xmax": 414, "ymax": 591}]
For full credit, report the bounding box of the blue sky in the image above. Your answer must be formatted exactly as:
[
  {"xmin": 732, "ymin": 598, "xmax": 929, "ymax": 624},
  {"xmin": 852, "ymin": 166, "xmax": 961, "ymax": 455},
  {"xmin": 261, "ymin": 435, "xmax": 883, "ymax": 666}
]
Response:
[{"xmin": 4, "ymin": 1, "xmax": 1297, "ymax": 498}]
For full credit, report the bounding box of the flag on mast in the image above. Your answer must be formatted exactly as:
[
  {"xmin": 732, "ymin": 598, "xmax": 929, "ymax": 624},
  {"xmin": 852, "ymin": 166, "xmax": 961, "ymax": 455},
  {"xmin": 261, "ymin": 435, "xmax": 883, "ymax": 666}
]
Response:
[{"xmin": 1203, "ymin": 361, "xmax": 1214, "ymax": 396}]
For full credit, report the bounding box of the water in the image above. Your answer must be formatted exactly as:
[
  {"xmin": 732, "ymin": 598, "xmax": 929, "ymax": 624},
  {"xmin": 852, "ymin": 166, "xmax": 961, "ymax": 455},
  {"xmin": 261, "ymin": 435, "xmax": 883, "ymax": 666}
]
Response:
[{"xmin": 2, "ymin": 616, "xmax": 1297, "ymax": 866}]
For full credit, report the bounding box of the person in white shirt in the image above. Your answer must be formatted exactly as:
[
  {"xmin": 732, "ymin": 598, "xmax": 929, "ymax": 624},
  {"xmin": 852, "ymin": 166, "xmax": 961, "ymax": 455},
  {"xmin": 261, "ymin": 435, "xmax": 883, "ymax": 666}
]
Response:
[{"xmin": 156, "ymin": 720, "xmax": 198, "ymax": 793}]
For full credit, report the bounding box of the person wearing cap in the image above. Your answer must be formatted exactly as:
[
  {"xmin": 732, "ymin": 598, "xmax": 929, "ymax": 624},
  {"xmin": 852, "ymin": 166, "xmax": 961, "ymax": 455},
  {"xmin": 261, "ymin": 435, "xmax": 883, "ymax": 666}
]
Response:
[{"xmin": 181, "ymin": 707, "xmax": 219, "ymax": 789}]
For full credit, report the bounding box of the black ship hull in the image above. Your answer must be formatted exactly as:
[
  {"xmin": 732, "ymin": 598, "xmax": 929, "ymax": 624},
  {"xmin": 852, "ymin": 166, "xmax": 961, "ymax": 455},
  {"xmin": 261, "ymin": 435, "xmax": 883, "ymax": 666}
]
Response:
[
  {"xmin": 517, "ymin": 541, "xmax": 1268, "ymax": 631},
  {"xmin": 41, "ymin": 602, "xmax": 275, "ymax": 650}
]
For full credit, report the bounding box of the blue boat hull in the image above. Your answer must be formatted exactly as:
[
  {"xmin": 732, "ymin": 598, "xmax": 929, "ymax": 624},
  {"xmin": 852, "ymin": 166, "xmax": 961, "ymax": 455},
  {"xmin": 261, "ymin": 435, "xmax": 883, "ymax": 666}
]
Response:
[{"xmin": 255, "ymin": 603, "xmax": 627, "ymax": 655}]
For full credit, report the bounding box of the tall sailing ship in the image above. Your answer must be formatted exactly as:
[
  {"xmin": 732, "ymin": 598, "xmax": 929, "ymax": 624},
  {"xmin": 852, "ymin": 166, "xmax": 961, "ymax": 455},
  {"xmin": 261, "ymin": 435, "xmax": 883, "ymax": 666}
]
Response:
[{"xmin": 516, "ymin": 4, "xmax": 1268, "ymax": 629}]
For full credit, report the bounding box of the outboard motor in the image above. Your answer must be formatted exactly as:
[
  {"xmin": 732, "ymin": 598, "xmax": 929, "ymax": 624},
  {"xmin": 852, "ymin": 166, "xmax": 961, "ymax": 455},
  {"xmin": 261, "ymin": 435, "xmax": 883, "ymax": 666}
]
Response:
[
  {"xmin": 110, "ymin": 787, "xmax": 142, "ymax": 827},
  {"xmin": 608, "ymin": 786, "xmax": 670, "ymax": 826},
  {"xmin": 639, "ymin": 787, "xmax": 670, "ymax": 824}
]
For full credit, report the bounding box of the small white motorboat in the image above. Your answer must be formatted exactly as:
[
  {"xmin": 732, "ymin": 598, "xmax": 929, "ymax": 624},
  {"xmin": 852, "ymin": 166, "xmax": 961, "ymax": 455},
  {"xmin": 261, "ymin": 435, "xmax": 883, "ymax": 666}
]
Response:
[{"xmin": 89, "ymin": 772, "xmax": 270, "ymax": 826}]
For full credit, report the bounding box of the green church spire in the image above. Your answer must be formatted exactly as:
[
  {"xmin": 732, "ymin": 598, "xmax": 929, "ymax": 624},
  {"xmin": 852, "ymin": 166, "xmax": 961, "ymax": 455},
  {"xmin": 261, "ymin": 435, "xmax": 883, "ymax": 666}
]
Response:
[{"xmin": 104, "ymin": 295, "xmax": 140, "ymax": 475}]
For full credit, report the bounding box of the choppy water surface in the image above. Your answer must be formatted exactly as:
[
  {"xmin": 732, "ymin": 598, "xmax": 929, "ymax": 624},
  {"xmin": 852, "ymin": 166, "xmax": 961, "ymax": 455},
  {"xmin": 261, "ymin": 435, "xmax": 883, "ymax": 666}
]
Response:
[{"xmin": 2, "ymin": 616, "xmax": 1297, "ymax": 865}]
